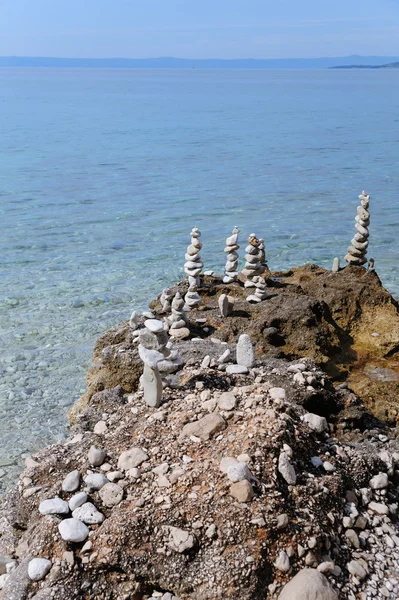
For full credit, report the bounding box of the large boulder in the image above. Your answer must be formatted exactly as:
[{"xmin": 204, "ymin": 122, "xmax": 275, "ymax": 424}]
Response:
[{"xmin": 279, "ymin": 569, "xmax": 338, "ymax": 600}]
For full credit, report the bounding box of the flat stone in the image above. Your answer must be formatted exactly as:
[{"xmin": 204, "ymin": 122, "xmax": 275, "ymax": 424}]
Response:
[
  {"xmin": 88, "ymin": 446, "xmax": 106, "ymax": 467},
  {"xmin": 118, "ymin": 447, "xmax": 149, "ymax": 471},
  {"xmin": 94, "ymin": 420, "xmax": 108, "ymax": 434},
  {"xmin": 181, "ymin": 414, "xmax": 226, "ymax": 441},
  {"xmin": 99, "ymin": 482, "xmax": 124, "ymax": 507},
  {"xmin": 275, "ymin": 550, "xmax": 290, "ymax": 572},
  {"xmin": 218, "ymin": 349, "xmax": 231, "ymax": 364},
  {"xmin": 170, "ymin": 327, "xmax": 190, "ymax": 339},
  {"xmin": 28, "ymin": 558, "xmax": 52, "ymax": 581},
  {"xmin": 230, "ymin": 480, "xmax": 254, "ymax": 502},
  {"xmin": 345, "ymin": 529, "xmax": 360, "ymax": 549},
  {"xmin": 278, "ymin": 568, "xmax": 338, "ymax": 599},
  {"xmin": 58, "ymin": 518, "xmax": 89, "ymax": 543},
  {"xmin": 138, "ymin": 346, "xmax": 164, "ymax": 368},
  {"xmin": 72, "ymin": 502, "xmax": 104, "ymax": 524},
  {"xmin": 201, "ymin": 355, "xmax": 211, "ymax": 369},
  {"xmin": 218, "ymin": 392, "xmax": 237, "ymax": 411},
  {"xmin": 164, "ymin": 526, "xmax": 195, "ymax": 553},
  {"xmin": 220, "ymin": 457, "xmax": 239, "ymax": 474},
  {"xmin": 144, "ymin": 319, "xmax": 164, "ymax": 333},
  {"xmin": 278, "ymin": 452, "xmax": 296, "ymax": 485},
  {"xmin": 287, "ymin": 363, "xmax": 306, "ymax": 373},
  {"xmin": 369, "ymin": 472, "xmax": 389, "ymax": 489},
  {"xmin": 303, "ymin": 413, "xmax": 328, "ymax": 433},
  {"xmin": 84, "ymin": 473, "xmax": 108, "ymax": 490},
  {"xmin": 61, "ymin": 470, "xmax": 81, "ymax": 493},
  {"xmin": 236, "ymin": 334, "xmax": 255, "ymax": 367},
  {"xmin": 39, "ymin": 497, "xmax": 70, "ymax": 516},
  {"xmin": 68, "ymin": 492, "xmax": 88, "ymax": 512},
  {"xmin": 226, "ymin": 365, "xmax": 249, "ymax": 375}
]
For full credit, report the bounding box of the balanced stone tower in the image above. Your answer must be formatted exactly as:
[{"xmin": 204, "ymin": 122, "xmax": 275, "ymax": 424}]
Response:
[
  {"xmin": 167, "ymin": 292, "xmax": 190, "ymax": 340},
  {"xmin": 345, "ymin": 191, "xmax": 370, "ymax": 266},
  {"xmin": 246, "ymin": 275, "xmax": 268, "ymax": 303},
  {"xmin": 184, "ymin": 227, "xmax": 203, "ymax": 287},
  {"xmin": 241, "ymin": 233, "xmax": 263, "ymax": 288},
  {"xmin": 223, "ymin": 226, "xmax": 239, "ymax": 283}
]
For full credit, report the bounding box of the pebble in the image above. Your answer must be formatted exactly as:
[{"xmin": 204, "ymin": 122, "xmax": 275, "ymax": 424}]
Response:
[
  {"xmin": 39, "ymin": 497, "xmax": 70, "ymax": 515},
  {"xmin": 144, "ymin": 319, "xmax": 164, "ymax": 333},
  {"xmin": 277, "ymin": 513, "xmax": 289, "ymax": 529},
  {"xmin": 99, "ymin": 482, "xmax": 124, "ymax": 507},
  {"xmin": 94, "ymin": 420, "xmax": 108, "ymax": 434},
  {"xmin": 369, "ymin": 473, "xmax": 389, "ymax": 490},
  {"xmin": 269, "ymin": 387, "xmax": 286, "ymax": 401},
  {"xmin": 58, "ymin": 518, "xmax": 90, "ymax": 543},
  {"xmin": 230, "ymin": 480, "xmax": 254, "ymax": 503},
  {"xmin": 164, "ymin": 526, "xmax": 195, "ymax": 553},
  {"xmin": 88, "ymin": 446, "xmax": 106, "ymax": 467},
  {"xmin": 28, "ymin": 558, "xmax": 52, "ymax": 581},
  {"xmin": 227, "ymin": 462, "xmax": 252, "ymax": 483},
  {"xmin": 61, "ymin": 470, "xmax": 81, "ymax": 492},
  {"xmin": 72, "ymin": 502, "xmax": 105, "ymax": 524},
  {"xmin": 274, "ymin": 550, "xmax": 290, "ymax": 572},
  {"xmin": 68, "ymin": 492, "xmax": 88, "ymax": 512},
  {"xmin": 347, "ymin": 559, "xmax": 367, "ymax": 580},
  {"xmin": 84, "ymin": 473, "xmax": 109, "ymax": 491},
  {"xmin": 181, "ymin": 414, "xmax": 226, "ymax": 441},
  {"xmin": 369, "ymin": 501, "xmax": 389, "ymax": 515},
  {"xmin": 278, "ymin": 451, "xmax": 297, "ymax": 485},
  {"xmin": 218, "ymin": 392, "xmax": 237, "ymax": 411}
]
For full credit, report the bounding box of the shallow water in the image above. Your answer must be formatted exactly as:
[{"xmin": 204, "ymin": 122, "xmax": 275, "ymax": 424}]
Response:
[{"xmin": 1, "ymin": 68, "xmax": 399, "ymax": 491}]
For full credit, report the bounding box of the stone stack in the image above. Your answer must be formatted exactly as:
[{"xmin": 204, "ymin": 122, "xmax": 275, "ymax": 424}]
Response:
[
  {"xmin": 184, "ymin": 227, "xmax": 203, "ymax": 287},
  {"xmin": 345, "ymin": 191, "xmax": 370, "ymax": 266},
  {"xmin": 167, "ymin": 292, "xmax": 190, "ymax": 340},
  {"xmin": 184, "ymin": 283, "xmax": 201, "ymax": 311},
  {"xmin": 258, "ymin": 238, "xmax": 267, "ymax": 275},
  {"xmin": 241, "ymin": 233, "xmax": 263, "ymax": 288},
  {"xmin": 159, "ymin": 288, "xmax": 172, "ymax": 313},
  {"xmin": 246, "ymin": 275, "xmax": 268, "ymax": 303},
  {"xmin": 138, "ymin": 319, "xmax": 169, "ymax": 408},
  {"xmin": 223, "ymin": 226, "xmax": 239, "ymax": 283}
]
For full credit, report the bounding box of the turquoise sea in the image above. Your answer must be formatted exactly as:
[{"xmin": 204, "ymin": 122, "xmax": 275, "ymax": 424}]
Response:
[{"xmin": 1, "ymin": 68, "xmax": 399, "ymax": 490}]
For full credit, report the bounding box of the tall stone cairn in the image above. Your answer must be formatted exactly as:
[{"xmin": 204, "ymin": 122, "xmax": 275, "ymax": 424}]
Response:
[
  {"xmin": 184, "ymin": 227, "xmax": 203, "ymax": 287},
  {"xmin": 345, "ymin": 191, "xmax": 370, "ymax": 266},
  {"xmin": 241, "ymin": 233, "xmax": 263, "ymax": 288},
  {"xmin": 167, "ymin": 292, "xmax": 190, "ymax": 340},
  {"xmin": 223, "ymin": 226, "xmax": 239, "ymax": 284}
]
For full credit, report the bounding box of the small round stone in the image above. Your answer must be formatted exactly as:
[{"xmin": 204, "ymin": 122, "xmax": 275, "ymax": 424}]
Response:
[
  {"xmin": 58, "ymin": 518, "xmax": 89, "ymax": 543},
  {"xmin": 28, "ymin": 558, "xmax": 52, "ymax": 581}
]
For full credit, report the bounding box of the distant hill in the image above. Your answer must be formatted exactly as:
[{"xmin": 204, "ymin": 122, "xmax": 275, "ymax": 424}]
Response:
[
  {"xmin": 1, "ymin": 55, "xmax": 399, "ymax": 69},
  {"xmin": 331, "ymin": 61, "xmax": 399, "ymax": 69}
]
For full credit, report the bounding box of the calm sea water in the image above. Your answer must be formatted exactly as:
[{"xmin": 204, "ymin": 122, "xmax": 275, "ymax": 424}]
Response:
[{"xmin": 1, "ymin": 68, "xmax": 399, "ymax": 490}]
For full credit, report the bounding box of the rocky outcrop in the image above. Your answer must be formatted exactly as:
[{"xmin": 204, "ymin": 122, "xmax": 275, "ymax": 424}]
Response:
[{"xmin": 2, "ymin": 353, "xmax": 399, "ymax": 600}]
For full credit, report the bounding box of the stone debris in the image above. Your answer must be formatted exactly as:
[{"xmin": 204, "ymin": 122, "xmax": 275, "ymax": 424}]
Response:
[
  {"xmin": 181, "ymin": 414, "xmax": 226, "ymax": 441},
  {"xmin": 223, "ymin": 226, "xmax": 240, "ymax": 284},
  {"xmin": 84, "ymin": 473, "xmax": 108, "ymax": 491},
  {"xmin": 241, "ymin": 233, "xmax": 263, "ymax": 288},
  {"xmin": 72, "ymin": 502, "xmax": 104, "ymax": 524},
  {"xmin": 345, "ymin": 191, "xmax": 370, "ymax": 266},
  {"xmin": 230, "ymin": 480, "xmax": 254, "ymax": 502},
  {"xmin": 278, "ymin": 451, "xmax": 297, "ymax": 485}
]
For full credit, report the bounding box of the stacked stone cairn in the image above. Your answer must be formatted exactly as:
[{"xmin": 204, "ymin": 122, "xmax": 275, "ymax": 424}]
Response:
[
  {"xmin": 159, "ymin": 288, "xmax": 172, "ymax": 313},
  {"xmin": 184, "ymin": 227, "xmax": 203, "ymax": 287},
  {"xmin": 166, "ymin": 292, "xmax": 190, "ymax": 340},
  {"xmin": 241, "ymin": 233, "xmax": 264, "ymax": 288},
  {"xmin": 246, "ymin": 275, "xmax": 268, "ymax": 303},
  {"xmin": 345, "ymin": 191, "xmax": 370, "ymax": 266},
  {"xmin": 258, "ymin": 238, "xmax": 267, "ymax": 274},
  {"xmin": 223, "ymin": 226, "xmax": 239, "ymax": 283}
]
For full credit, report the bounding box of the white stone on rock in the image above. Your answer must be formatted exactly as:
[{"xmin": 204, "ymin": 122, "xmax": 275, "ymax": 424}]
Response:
[
  {"xmin": 218, "ymin": 392, "xmax": 237, "ymax": 411},
  {"xmin": 278, "ymin": 452, "xmax": 296, "ymax": 485},
  {"xmin": 99, "ymin": 482, "xmax": 124, "ymax": 507},
  {"xmin": 218, "ymin": 294, "xmax": 229, "ymax": 317},
  {"xmin": 84, "ymin": 473, "xmax": 108, "ymax": 490},
  {"xmin": 88, "ymin": 446, "xmax": 106, "ymax": 467},
  {"xmin": 181, "ymin": 414, "xmax": 226, "ymax": 441},
  {"xmin": 275, "ymin": 550, "xmax": 290, "ymax": 572},
  {"xmin": 118, "ymin": 447, "xmax": 149, "ymax": 471},
  {"xmin": 28, "ymin": 558, "xmax": 52, "ymax": 581},
  {"xmin": 217, "ymin": 349, "xmax": 231, "ymax": 364},
  {"xmin": 303, "ymin": 413, "xmax": 328, "ymax": 433},
  {"xmin": 39, "ymin": 497, "xmax": 70, "ymax": 516},
  {"xmin": 141, "ymin": 363, "xmax": 163, "ymax": 408},
  {"xmin": 138, "ymin": 346, "xmax": 164, "ymax": 368},
  {"xmin": 236, "ymin": 334, "xmax": 255, "ymax": 367},
  {"xmin": 368, "ymin": 501, "xmax": 389, "ymax": 515},
  {"xmin": 278, "ymin": 568, "xmax": 338, "ymax": 599},
  {"xmin": 369, "ymin": 472, "xmax": 389, "ymax": 489},
  {"xmin": 94, "ymin": 420, "xmax": 108, "ymax": 434},
  {"xmin": 332, "ymin": 257, "xmax": 340, "ymax": 272},
  {"xmin": 220, "ymin": 457, "xmax": 239, "ymax": 474},
  {"xmin": 347, "ymin": 560, "xmax": 367, "ymax": 580},
  {"xmin": 269, "ymin": 387, "xmax": 286, "ymax": 401},
  {"xmin": 287, "ymin": 363, "xmax": 306, "ymax": 373},
  {"xmin": 58, "ymin": 518, "xmax": 89, "ymax": 543},
  {"xmin": 164, "ymin": 526, "xmax": 195, "ymax": 553},
  {"xmin": 68, "ymin": 492, "xmax": 88, "ymax": 512},
  {"xmin": 227, "ymin": 461, "xmax": 252, "ymax": 483},
  {"xmin": 277, "ymin": 513, "xmax": 289, "ymax": 529},
  {"xmin": 72, "ymin": 502, "xmax": 104, "ymax": 524},
  {"xmin": 226, "ymin": 365, "xmax": 249, "ymax": 375},
  {"xmin": 61, "ymin": 470, "xmax": 81, "ymax": 493}
]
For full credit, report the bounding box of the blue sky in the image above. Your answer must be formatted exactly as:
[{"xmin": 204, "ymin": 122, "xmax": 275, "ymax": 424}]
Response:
[{"xmin": 1, "ymin": 0, "xmax": 399, "ymax": 58}]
